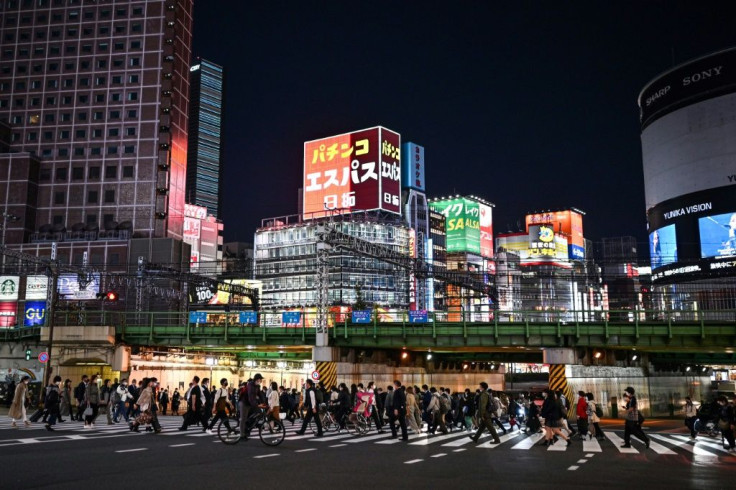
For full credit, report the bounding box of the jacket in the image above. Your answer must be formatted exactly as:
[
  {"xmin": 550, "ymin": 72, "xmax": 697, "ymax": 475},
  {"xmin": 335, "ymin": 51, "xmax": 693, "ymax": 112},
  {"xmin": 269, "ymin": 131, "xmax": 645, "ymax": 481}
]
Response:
[
  {"xmin": 392, "ymin": 387, "xmax": 406, "ymax": 413},
  {"xmin": 116, "ymin": 385, "xmax": 132, "ymax": 402},
  {"xmin": 477, "ymin": 391, "xmax": 491, "ymax": 419},
  {"xmin": 8, "ymin": 382, "xmax": 28, "ymax": 419},
  {"xmin": 428, "ymin": 393, "xmax": 440, "ymax": 412},
  {"xmin": 684, "ymin": 402, "xmax": 696, "ymax": 418},
  {"xmin": 45, "ymin": 385, "xmax": 61, "ymax": 412},
  {"xmin": 136, "ymin": 387, "xmax": 153, "ymax": 411},
  {"xmin": 540, "ymin": 396, "xmax": 556, "ymax": 420},
  {"xmin": 85, "ymin": 383, "xmax": 100, "ymax": 405},
  {"xmin": 576, "ymin": 397, "xmax": 588, "ymax": 419}
]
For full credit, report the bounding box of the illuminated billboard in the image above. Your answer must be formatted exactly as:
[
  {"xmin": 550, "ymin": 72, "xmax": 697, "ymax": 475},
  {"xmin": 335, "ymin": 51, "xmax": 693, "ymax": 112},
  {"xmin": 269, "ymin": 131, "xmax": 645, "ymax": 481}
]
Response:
[
  {"xmin": 649, "ymin": 224, "xmax": 677, "ymax": 269},
  {"xmin": 25, "ymin": 275, "xmax": 48, "ymax": 300},
  {"xmin": 303, "ymin": 127, "xmax": 401, "ymax": 219},
  {"xmin": 525, "ymin": 210, "xmax": 585, "ymax": 259},
  {"xmin": 57, "ymin": 273, "xmax": 100, "ymax": 300},
  {"xmin": 401, "ymin": 142, "xmax": 425, "ymax": 192},
  {"xmin": 0, "ymin": 276, "xmax": 20, "ymax": 301},
  {"xmin": 496, "ymin": 226, "xmax": 570, "ymax": 267},
  {"xmin": 429, "ymin": 197, "xmax": 493, "ymax": 257},
  {"xmin": 699, "ymin": 212, "xmax": 736, "ymax": 258}
]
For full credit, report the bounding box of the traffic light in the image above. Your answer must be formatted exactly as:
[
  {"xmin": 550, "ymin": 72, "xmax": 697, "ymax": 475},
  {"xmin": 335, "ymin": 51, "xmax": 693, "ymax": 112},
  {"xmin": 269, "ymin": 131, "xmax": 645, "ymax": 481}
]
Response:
[
  {"xmin": 25, "ymin": 348, "xmax": 31, "ymax": 361},
  {"xmin": 96, "ymin": 291, "xmax": 118, "ymax": 301}
]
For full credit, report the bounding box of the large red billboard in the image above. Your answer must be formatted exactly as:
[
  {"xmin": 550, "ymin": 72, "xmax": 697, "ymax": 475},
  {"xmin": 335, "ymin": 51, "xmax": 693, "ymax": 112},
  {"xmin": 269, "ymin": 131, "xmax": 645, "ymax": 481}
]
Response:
[
  {"xmin": 525, "ymin": 209, "xmax": 585, "ymax": 259},
  {"xmin": 303, "ymin": 127, "xmax": 400, "ymax": 219}
]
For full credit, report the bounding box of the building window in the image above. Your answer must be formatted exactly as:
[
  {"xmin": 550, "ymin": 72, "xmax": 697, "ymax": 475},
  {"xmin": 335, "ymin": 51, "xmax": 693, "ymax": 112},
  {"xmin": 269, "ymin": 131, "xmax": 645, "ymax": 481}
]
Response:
[
  {"xmin": 56, "ymin": 168, "xmax": 67, "ymax": 181},
  {"xmin": 89, "ymin": 167, "xmax": 100, "ymax": 179},
  {"xmin": 90, "ymin": 147, "xmax": 101, "ymax": 155},
  {"xmin": 54, "ymin": 191, "xmax": 65, "ymax": 205},
  {"xmin": 108, "ymin": 146, "xmax": 118, "ymax": 155},
  {"xmin": 92, "ymin": 129, "xmax": 102, "ymax": 138},
  {"xmin": 127, "ymin": 92, "xmax": 138, "ymax": 101},
  {"xmin": 59, "ymin": 130, "xmax": 70, "ymax": 139},
  {"xmin": 40, "ymin": 169, "xmax": 51, "ymax": 181},
  {"xmin": 78, "ymin": 113, "xmax": 87, "ymax": 121},
  {"xmin": 130, "ymin": 40, "xmax": 141, "ymax": 49},
  {"xmin": 105, "ymin": 166, "xmax": 117, "ymax": 179},
  {"xmin": 108, "ymin": 128, "xmax": 119, "ymax": 137},
  {"xmin": 95, "ymin": 76, "xmax": 106, "ymax": 86},
  {"xmin": 44, "ymin": 114, "xmax": 55, "ymax": 123},
  {"xmin": 124, "ymin": 146, "xmax": 135, "ymax": 154},
  {"xmin": 123, "ymin": 166, "xmax": 134, "ymax": 178},
  {"xmin": 110, "ymin": 111, "xmax": 120, "ymax": 119},
  {"xmin": 129, "ymin": 57, "xmax": 140, "ymax": 67},
  {"xmin": 128, "ymin": 74, "xmax": 139, "ymax": 83},
  {"xmin": 127, "ymin": 110, "xmax": 137, "ymax": 118},
  {"xmin": 104, "ymin": 190, "xmax": 115, "ymax": 203},
  {"xmin": 93, "ymin": 111, "xmax": 104, "ymax": 120},
  {"xmin": 72, "ymin": 167, "xmax": 84, "ymax": 180},
  {"xmin": 87, "ymin": 191, "xmax": 98, "ymax": 204},
  {"xmin": 126, "ymin": 127, "xmax": 136, "ymax": 136},
  {"xmin": 74, "ymin": 147, "xmax": 84, "ymax": 156},
  {"xmin": 52, "ymin": 216, "xmax": 63, "ymax": 226},
  {"xmin": 58, "ymin": 148, "xmax": 69, "ymax": 157},
  {"xmin": 86, "ymin": 214, "xmax": 97, "ymax": 225},
  {"xmin": 112, "ymin": 75, "xmax": 122, "ymax": 84},
  {"xmin": 110, "ymin": 93, "xmax": 121, "ymax": 102},
  {"xmin": 75, "ymin": 129, "xmax": 86, "ymax": 138}
]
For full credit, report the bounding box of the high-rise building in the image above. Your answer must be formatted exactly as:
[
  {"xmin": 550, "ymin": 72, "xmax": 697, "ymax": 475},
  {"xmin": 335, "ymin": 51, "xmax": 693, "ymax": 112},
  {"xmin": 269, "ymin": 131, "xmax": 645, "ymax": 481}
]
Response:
[
  {"xmin": 187, "ymin": 58, "xmax": 224, "ymax": 218},
  {"xmin": 0, "ymin": 0, "xmax": 194, "ymax": 243}
]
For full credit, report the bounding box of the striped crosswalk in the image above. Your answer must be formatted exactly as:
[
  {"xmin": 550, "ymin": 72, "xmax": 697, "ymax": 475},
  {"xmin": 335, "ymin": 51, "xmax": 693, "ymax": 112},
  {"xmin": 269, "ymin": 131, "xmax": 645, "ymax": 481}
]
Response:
[{"xmin": 0, "ymin": 418, "xmax": 734, "ymax": 463}]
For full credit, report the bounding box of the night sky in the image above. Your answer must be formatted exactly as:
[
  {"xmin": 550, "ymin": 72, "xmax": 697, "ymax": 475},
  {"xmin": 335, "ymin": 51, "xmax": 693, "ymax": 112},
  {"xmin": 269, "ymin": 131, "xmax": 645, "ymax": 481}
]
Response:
[{"xmin": 191, "ymin": 1, "xmax": 736, "ymax": 247}]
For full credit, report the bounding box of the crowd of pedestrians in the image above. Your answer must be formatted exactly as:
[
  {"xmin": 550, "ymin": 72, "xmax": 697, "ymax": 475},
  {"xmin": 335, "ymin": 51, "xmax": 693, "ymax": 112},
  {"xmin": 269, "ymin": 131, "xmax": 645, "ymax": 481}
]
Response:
[{"xmin": 6, "ymin": 374, "xmax": 736, "ymax": 451}]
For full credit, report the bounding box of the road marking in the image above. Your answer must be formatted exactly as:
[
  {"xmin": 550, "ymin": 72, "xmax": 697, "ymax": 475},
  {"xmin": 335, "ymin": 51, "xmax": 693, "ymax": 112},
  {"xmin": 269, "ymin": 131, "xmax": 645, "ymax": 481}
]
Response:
[
  {"xmin": 18, "ymin": 439, "xmax": 40, "ymax": 444},
  {"xmin": 478, "ymin": 431, "xmax": 522, "ymax": 449},
  {"xmin": 410, "ymin": 431, "xmax": 466, "ymax": 446},
  {"xmin": 169, "ymin": 443, "xmax": 195, "ymax": 448},
  {"xmin": 583, "ymin": 438, "xmax": 602, "ymax": 452},
  {"xmin": 666, "ymin": 434, "xmax": 735, "ymax": 455},
  {"xmin": 603, "ymin": 431, "xmax": 638, "ymax": 454},
  {"xmin": 295, "ymin": 448, "xmax": 317, "ymax": 453},
  {"xmin": 116, "ymin": 448, "xmax": 147, "ymax": 453},
  {"xmin": 329, "ymin": 444, "xmax": 347, "ymax": 448},
  {"xmin": 453, "ymin": 448, "xmax": 466, "ymax": 452},
  {"xmin": 309, "ymin": 434, "xmax": 353, "ymax": 442},
  {"xmin": 344, "ymin": 432, "xmax": 395, "ymax": 443},
  {"xmin": 547, "ymin": 439, "xmax": 568, "ymax": 451},
  {"xmin": 404, "ymin": 459, "xmax": 423, "ymax": 465},
  {"xmin": 186, "ymin": 432, "xmax": 213, "ymax": 437},
  {"xmin": 511, "ymin": 432, "xmax": 544, "ymax": 449},
  {"xmin": 431, "ymin": 453, "xmax": 447, "ymax": 458},
  {"xmin": 577, "ymin": 459, "xmax": 588, "ymax": 464},
  {"xmin": 649, "ymin": 434, "xmax": 717, "ymax": 458},
  {"xmin": 253, "ymin": 454, "xmax": 279, "ymax": 459},
  {"xmin": 568, "ymin": 466, "xmax": 579, "ymax": 471},
  {"xmin": 642, "ymin": 438, "xmax": 677, "ymax": 455},
  {"xmin": 586, "ymin": 453, "xmax": 595, "ymax": 457}
]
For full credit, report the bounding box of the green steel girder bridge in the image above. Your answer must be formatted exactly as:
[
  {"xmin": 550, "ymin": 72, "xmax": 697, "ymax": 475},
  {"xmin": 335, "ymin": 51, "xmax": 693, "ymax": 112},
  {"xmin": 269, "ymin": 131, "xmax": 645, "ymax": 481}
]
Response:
[{"xmin": 4, "ymin": 310, "xmax": 736, "ymax": 363}]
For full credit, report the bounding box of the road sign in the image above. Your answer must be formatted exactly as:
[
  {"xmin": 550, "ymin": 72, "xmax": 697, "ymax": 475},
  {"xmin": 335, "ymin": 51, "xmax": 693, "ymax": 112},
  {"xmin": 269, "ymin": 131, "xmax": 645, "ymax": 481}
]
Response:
[
  {"xmin": 38, "ymin": 352, "xmax": 49, "ymax": 363},
  {"xmin": 311, "ymin": 370, "xmax": 320, "ymax": 381}
]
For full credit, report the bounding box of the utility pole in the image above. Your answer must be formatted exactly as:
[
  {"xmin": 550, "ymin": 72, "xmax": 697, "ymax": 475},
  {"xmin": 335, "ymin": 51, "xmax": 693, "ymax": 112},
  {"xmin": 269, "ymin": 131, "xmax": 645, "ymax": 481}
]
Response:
[{"xmin": 43, "ymin": 242, "xmax": 58, "ymax": 389}]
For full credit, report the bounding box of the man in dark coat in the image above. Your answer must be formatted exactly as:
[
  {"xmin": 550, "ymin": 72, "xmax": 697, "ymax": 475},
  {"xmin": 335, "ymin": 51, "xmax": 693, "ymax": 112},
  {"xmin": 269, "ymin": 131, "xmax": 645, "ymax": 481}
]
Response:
[{"xmin": 389, "ymin": 380, "xmax": 408, "ymax": 441}]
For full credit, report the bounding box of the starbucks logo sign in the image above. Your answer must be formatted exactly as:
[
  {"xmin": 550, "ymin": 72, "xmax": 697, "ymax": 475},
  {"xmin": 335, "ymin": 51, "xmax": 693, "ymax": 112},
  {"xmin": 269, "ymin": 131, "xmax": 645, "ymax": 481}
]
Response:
[{"xmin": 0, "ymin": 276, "xmax": 19, "ymax": 300}]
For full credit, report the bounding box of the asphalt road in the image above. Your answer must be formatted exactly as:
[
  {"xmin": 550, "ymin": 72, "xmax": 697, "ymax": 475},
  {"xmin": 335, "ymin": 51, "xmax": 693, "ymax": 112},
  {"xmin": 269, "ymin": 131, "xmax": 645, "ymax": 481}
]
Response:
[{"xmin": 0, "ymin": 415, "xmax": 733, "ymax": 490}]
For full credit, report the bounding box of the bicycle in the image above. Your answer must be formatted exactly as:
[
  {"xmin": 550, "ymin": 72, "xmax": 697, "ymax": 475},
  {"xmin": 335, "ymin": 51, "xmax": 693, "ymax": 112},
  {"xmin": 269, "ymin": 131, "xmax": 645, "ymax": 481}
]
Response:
[{"xmin": 217, "ymin": 407, "xmax": 286, "ymax": 446}]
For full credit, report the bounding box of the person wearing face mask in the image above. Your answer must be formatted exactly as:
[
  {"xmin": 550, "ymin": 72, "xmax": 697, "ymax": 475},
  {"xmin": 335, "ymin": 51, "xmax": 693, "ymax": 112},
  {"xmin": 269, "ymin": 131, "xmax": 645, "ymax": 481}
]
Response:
[
  {"xmin": 44, "ymin": 376, "xmax": 63, "ymax": 431},
  {"xmin": 238, "ymin": 373, "xmax": 264, "ymax": 440},
  {"xmin": 113, "ymin": 379, "xmax": 132, "ymax": 423},
  {"xmin": 9, "ymin": 376, "xmax": 31, "ymax": 428}
]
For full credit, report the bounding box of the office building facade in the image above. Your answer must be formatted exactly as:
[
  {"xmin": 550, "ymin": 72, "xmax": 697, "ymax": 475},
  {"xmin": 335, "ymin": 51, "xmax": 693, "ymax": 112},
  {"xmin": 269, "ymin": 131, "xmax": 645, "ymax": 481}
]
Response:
[{"xmin": 187, "ymin": 58, "xmax": 224, "ymax": 218}]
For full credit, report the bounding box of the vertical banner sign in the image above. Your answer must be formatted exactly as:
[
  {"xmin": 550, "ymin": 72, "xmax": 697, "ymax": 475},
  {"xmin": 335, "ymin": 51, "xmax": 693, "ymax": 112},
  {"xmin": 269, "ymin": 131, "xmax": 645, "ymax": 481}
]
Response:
[
  {"xmin": 401, "ymin": 142, "xmax": 425, "ymax": 192},
  {"xmin": 379, "ymin": 128, "xmax": 401, "ymax": 214},
  {"xmin": 479, "ymin": 203, "xmax": 494, "ymax": 259},
  {"xmin": 408, "ymin": 229, "xmax": 417, "ymax": 310},
  {"xmin": 303, "ymin": 127, "xmax": 400, "ymax": 219}
]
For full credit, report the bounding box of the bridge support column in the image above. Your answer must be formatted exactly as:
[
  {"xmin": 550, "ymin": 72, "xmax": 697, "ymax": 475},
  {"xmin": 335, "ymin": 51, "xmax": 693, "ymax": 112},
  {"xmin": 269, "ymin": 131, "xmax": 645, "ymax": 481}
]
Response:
[
  {"xmin": 312, "ymin": 346, "xmax": 339, "ymax": 389},
  {"xmin": 544, "ymin": 348, "xmax": 578, "ymax": 418}
]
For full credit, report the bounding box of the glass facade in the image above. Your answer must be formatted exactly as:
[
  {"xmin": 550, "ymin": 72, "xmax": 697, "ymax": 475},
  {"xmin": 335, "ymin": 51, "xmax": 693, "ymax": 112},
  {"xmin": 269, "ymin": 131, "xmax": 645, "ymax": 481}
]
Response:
[
  {"xmin": 187, "ymin": 59, "xmax": 224, "ymax": 218},
  {"xmin": 255, "ymin": 219, "xmax": 411, "ymax": 309}
]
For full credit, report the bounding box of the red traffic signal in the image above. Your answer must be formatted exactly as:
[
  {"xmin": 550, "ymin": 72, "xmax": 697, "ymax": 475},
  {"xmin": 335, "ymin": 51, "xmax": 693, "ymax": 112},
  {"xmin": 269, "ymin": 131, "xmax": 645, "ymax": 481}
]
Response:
[{"xmin": 96, "ymin": 291, "xmax": 118, "ymax": 301}]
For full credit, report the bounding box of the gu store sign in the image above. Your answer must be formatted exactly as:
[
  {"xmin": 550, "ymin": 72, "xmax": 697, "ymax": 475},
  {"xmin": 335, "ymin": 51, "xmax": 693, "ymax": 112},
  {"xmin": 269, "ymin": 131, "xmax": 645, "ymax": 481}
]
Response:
[{"xmin": 303, "ymin": 127, "xmax": 401, "ymax": 219}]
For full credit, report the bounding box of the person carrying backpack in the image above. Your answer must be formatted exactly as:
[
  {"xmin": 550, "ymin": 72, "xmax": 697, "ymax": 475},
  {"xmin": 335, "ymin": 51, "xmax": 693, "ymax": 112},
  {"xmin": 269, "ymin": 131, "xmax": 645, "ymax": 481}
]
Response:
[
  {"xmin": 44, "ymin": 376, "xmax": 63, "ymax": 431},
  {"xmin": 469, "ymin": 382, "xmax": 501, "ymax": 444},
  {"xmin": 586, "ymin": 392, "xmax": 604, "ymax": 440}
]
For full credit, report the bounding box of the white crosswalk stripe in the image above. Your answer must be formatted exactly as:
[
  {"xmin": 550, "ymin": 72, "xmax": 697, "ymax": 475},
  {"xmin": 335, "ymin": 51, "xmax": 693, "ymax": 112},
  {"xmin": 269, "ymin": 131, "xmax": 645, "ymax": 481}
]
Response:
[
  {"xmin": 603, "ymin": 431, "xmax": 639, "ymax": 453},
  {"xmin": 582, "ymin": 437, "xmax": 602, "ymax": 452},
  {"xmin": 512, "ymin": 432, "xmax": 544, "ymax": 449},
  {"xmin": 477, "ymin": 430, "xmax": 522, "ymax": 449}
]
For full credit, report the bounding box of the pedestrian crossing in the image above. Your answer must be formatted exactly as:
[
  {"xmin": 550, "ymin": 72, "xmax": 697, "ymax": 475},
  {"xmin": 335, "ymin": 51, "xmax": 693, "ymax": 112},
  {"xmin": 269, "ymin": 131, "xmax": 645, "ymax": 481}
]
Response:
[{"xmin": 0, "ymin": 418, "xmax": 734, "ymax": 461}]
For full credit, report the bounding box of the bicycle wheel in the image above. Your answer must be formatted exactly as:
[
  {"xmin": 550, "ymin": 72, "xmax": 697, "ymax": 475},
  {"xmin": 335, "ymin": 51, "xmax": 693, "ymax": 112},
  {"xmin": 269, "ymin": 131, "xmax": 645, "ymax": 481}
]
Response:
[
  {"xmin": 323, "ymin": 413, "xmax": 339, "ymax": 432},
  {"xmin": 217, "ymin": 420, "xmax": 240, "ymax": 445},
  {"xmin": 259, "ymin": 419, "xmax": 286, "ymax": 446},
  {"xmin": 357, "ymin": 415, "xmax": 370, "ymax": 435}
]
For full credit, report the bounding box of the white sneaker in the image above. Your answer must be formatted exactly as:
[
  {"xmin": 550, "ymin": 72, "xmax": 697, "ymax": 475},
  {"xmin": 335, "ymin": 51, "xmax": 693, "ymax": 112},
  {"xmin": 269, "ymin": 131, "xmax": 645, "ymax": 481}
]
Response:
[
  {"xmin": 90, "ymin": 423, "xmax": 95, "ymax": 428},
  {"xmin": 83, "ymin": 424, "xmax": 90, "ymax": 428}
]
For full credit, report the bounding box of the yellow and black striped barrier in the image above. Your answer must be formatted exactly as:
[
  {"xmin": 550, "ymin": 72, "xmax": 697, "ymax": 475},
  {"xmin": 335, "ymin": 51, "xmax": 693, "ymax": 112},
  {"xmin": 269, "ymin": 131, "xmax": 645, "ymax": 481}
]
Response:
[
  {"xmin": 549, "ymin": 364, "xmax": 576, "ymax": 419},
  {"xmin": 315, "ymin": 361, "xmax": 337, "ymax": 389}
]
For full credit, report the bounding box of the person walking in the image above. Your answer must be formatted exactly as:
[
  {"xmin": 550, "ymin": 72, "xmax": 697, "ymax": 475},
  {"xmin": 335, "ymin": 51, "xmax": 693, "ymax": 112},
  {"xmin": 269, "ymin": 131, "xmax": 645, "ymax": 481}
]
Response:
[
  {"xmin": 171, "ymin": 389, "xmax": 181, "ymax": 416},
  {"xmin": 84, "ymin": 374, "xmax": 100, "ymax": 428},
  {"xmin": 585, "ymin": 393, "xmax": 604, "ymax": 440},
  {"xmin": 59, "ymin": 379, "xmax": 72, "ymax": 422},
  {"xmin": 100, "ymin": 379, "xmax": 113, "ymax": 425},
  {"xmin": 73, "ymin": 375, "xmax": 89, "ymax": 422},
  {"xmin": 44, "ymin": 376, "xmax": 63, "ymax": 431},
  {"xmin": 266, "ymin": 381, "xmax": 281, "ymax": 427},
  {"xmin": 716, "ymin": 395, "xmax": 735, "ymax": 450},
  {"xmin": 405, "ymin": 386, "xmax": 422, "ymax": 434},
  {"xmin": 207, "ymin": 378, "xmax": 235, "ymax": 434},
  {"xmin": 9, "ymin": 375, "xmax": 31, "ymax": 428},
  {"xmin": 366, "ymin": 382, "xmax": 384, "ymax": 433},
  {"xmin": 684, "ymin": 396, "xmax": 697, "ymax": 439},
  {"xmin": 179, "ymin": 376, "xmax": 204, "ymax": 431},
  {"xmin": 200, "ymin": 378, "xmax": 213, "ymax": 433},
  {"xmin": 159, "ymin": 389, "xmax": 169, "ymax": 416},
  {"xmin": 389, "ymin": 380, "xmax": 408, "ymax": 441},
  {"xmin": 295, "ymin": 379, "xmax": 323, "ymax": 437},
  {"xmin": 621, "ymin": 386, "xmax": 649, "ymax": 449},
  {"xmin": 541, "ymin": 389, "xmax": 571, "ymax": 447},
  {"xmin": 113, "ymin": 379, "xmax": 132, "ymax": 423},
  {"xmin": 470, "ymin": 382, "xmax": 501, "ymax": 444},
  {"xmin": 130, "ymin": 378, "xmax": 154, "ymax": 433},
  {"xmin": 576, "ymin": 391, "xmax": 589, "ymax": 440}
]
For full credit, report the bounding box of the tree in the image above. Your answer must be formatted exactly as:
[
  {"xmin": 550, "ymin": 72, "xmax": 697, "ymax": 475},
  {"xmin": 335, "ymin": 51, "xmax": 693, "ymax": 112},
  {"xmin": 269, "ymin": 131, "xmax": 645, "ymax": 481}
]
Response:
[{"xmin": 353, "ymin": 285, "xmax": 367, "ymax": 311}]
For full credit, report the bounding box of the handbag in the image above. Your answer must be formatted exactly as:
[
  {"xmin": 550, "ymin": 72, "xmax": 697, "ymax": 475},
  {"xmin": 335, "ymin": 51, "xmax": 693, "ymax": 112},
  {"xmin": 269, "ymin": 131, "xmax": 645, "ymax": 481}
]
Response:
[
  {"xmin": 83, "ymin": 406, "xmax": 93, "ymax": 417},
  {"xmin": 136, "ymin": 410, "xmax": 153, "ymax": 425}
]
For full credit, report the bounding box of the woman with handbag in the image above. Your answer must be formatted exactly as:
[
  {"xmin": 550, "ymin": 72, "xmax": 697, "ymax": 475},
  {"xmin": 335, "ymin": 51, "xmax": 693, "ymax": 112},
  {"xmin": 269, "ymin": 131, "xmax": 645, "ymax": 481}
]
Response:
[
  {"xmin": 207, "ymin": 378, "xmax": 234, "ymax": 434},
  {"xmin": 8, "ymin": 376, "xmax": 31, "ymax": 428},
  {"xmin": 83, "ymin": 375, "xmax": 101, "ymax": 428},
  {"xmin": 129, "ymin": 378, "xmax": 153, "ymax": 433},
  {"xmin": 716, "ymin": 396, "xmax": 735, "ymax": 450}
]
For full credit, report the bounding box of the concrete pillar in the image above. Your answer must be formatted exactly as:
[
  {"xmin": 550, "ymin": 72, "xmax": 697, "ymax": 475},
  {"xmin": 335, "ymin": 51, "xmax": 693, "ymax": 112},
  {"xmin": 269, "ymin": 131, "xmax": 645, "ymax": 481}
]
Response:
[
  {"xmin": 544, "ymin": 348, "xmax": 578, "ymax": 418},
  {"xmin": 312, "ymin": 346, "xmax": 339, "ymax": 390}
]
